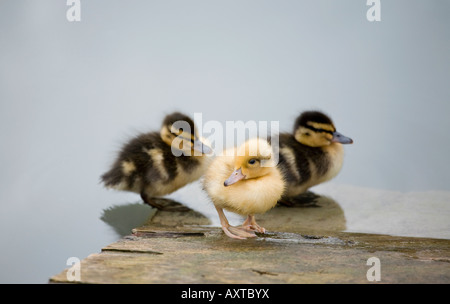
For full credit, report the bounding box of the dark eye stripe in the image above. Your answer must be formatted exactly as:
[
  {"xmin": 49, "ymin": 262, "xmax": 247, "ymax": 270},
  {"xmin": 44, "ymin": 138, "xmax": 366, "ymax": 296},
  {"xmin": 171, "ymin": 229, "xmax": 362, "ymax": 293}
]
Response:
[
  {"xmin": 304, "ymin": 125, "xmax": 334, "ymax": 135},
  {"xmin": 176, "ymin": 134, "xmax": 193, "ymax": 141}
]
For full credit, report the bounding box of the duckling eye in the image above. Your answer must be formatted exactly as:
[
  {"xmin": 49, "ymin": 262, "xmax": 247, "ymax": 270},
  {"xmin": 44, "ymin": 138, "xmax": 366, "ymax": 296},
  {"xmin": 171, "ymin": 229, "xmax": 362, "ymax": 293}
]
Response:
[{"xmin": 248, "ymin": 159, "xmax": 257, "ymax": 165}]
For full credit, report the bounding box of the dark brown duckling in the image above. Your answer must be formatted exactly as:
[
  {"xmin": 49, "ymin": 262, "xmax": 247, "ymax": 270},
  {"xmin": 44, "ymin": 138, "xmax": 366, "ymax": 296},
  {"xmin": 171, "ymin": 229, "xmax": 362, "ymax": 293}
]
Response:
[
  {"xmin": 101, "ymin": 112, "xmax": 212, "ymax": 210},
  {"xmin": 276, "ymin": 111, "xmax": 353, "ymax": 205}
]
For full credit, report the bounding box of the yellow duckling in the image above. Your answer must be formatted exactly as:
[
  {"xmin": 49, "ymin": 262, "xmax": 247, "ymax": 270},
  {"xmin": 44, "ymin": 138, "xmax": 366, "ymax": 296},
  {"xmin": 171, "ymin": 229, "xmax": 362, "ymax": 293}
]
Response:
[
  {"xmin": 203, "ymin": 138, "xmax": 285, "ymax": 239},
  {"xmin": 101, "ymin": 112, "xmax": 212, "ymax": 210},
  {"xmin": 277, "ymin": 111, "xmax": 353, "ymax": 204}
]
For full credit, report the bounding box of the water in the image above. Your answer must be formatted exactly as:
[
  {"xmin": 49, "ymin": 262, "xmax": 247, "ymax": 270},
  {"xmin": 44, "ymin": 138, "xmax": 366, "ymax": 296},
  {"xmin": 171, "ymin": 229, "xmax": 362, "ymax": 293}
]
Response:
[{"xmin": 1, "ymin": 1, "xmax": 449, "ymax": 283}]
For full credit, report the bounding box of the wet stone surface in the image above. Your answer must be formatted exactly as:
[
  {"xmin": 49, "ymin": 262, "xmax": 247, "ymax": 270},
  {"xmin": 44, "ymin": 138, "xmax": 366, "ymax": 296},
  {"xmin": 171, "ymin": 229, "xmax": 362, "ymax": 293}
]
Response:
[{"xmin": 50, "ymin": 198, "xmax": 450, "ymax": 284}]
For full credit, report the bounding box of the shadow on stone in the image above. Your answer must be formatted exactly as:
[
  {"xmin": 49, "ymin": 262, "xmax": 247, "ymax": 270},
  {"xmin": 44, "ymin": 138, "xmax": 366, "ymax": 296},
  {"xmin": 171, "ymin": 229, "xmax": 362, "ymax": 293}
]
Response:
[
  {"xmin": 105, "ymin": 193, "xmax": 345, "ymax": 240},
  {"xmin": 100, "ymin": 202, "xmax": 156, "ymax": 237},
  {"xmin": 259, "ymin": 191, "xmax": 347, "ymax": 234}
]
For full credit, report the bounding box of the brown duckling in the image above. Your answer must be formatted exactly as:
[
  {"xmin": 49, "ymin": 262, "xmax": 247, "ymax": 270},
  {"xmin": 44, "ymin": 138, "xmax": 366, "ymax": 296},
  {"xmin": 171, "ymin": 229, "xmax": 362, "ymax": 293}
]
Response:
[
  {"xmin": 276, "ymin": 111, "xmax": 353, "ymax": 204},
  {"xmin": 101, "ymin": 112, "xmax": 212, "ymax": 210},
  {"xmin": 203, "ymin": 138, "xmax": 285, "ymax": 239}
]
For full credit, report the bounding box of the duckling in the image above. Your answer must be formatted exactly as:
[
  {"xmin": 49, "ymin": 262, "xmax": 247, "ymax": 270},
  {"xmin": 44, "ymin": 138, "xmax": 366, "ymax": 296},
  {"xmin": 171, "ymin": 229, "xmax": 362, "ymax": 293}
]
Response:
[
  {"xmin": 203, "ymin": 138, "xmax": 285, "ymax": 239},
  {"xmin": 276, "ymin": 111, "xmax": 353, "ymax": 204},
  {"xmin": 101, "ymin": 112, "xmax": 212, "ymax": 211}
]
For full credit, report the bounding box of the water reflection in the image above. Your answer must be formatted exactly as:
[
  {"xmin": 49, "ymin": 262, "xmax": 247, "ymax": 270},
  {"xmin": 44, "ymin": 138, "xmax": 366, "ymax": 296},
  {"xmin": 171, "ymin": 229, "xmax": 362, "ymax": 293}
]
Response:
[{"xmin": 314, "ymin": 183, "xmax": 450, "ymax": 240}]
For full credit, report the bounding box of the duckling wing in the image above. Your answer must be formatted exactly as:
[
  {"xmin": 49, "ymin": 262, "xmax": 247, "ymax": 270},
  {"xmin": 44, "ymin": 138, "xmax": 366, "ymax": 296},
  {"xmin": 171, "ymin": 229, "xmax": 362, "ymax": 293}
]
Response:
[
  {"xmin": 101, "ymin": 132, "xmax": 172, "ymax": 191},
  {"xmin": 277, "ymin": 133, "xmax": 336, "ymax": 197}
]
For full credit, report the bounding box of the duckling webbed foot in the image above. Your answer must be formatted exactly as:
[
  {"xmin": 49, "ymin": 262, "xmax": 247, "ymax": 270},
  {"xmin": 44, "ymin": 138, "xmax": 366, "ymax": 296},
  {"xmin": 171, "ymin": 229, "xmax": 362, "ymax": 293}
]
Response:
[
  {"xmin": 277, "ymin": 198, "xmax": 295, "ymax": 207},
  {"xmin": 140, "ymin": 193, "xmax": 190, "ymax": 212},
  {"xmin": 226, "ymin": 226, "xmax": 257, "ymax": 239},
  {"xmin": 241, "ymin": 215, "xmax": 266, "ymax": 234},
  {"xmin": 215, "ymin": 206, "xmax": 256, "ymax": 239}
]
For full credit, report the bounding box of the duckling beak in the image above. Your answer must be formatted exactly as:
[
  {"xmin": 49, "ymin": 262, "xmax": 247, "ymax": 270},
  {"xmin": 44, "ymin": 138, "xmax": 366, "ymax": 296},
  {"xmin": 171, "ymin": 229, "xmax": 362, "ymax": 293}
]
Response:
[
  {"xmin": 331, "ymin": 131, "xmax": 353, "ymax": 144},
  {"xmin": 193, "ymin": 140, "xmax": 213, "ymax": 155},
  {"xmin": 224, "ymin": 168, "xmax": 246, "ymax": 187}
]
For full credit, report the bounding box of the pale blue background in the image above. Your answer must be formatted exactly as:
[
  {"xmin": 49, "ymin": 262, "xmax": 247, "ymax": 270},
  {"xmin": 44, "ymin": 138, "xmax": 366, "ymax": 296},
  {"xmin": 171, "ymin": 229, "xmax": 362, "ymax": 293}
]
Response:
[{"xmin": 1, "ymin": 0, "xmax": 449, "ymax": 283}]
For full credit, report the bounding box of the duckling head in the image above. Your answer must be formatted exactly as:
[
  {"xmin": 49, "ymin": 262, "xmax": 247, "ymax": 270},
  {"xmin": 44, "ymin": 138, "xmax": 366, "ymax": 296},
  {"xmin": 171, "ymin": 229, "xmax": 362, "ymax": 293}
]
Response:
[
  {"xmin": 160, "ymin": 112, "xmax": 212, "ymax": 155},
  {"xmin": 224, "ymin": 138, "xmax": 276, "ymax": 186},
  {"xmin": 293, "ymin": 111, "xmax": 353, "ymax": 147}
]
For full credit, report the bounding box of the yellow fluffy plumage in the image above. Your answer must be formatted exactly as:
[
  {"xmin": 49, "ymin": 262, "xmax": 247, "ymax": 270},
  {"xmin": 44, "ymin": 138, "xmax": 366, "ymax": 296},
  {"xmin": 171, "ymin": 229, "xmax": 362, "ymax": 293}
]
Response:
[{"xmin": 203, "ymin": 138, "xmax": 285, "ymax": 239}]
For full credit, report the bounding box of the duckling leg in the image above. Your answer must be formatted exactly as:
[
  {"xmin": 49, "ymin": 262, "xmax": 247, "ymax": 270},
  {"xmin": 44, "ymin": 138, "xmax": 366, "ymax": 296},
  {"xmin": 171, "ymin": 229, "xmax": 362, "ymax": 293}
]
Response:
[
  {"xmin": 140, "ymin": 192, "xmax": 190, "ymax": 212},
  {"xmin": 278, "ymin": 192, "xmax": 320, "ymax": 207},
  {"xmin": 291, "ymin": 191, "xmax": 321, "ymax": 207},
  {"xmin": 277, "ymin": 198, "xmax": 295, "ymax": 207},
  {"xmin": 215, "ymin": 206, "xmax": 256, "ymax": 239},
  {"xmin": 241, "ymin": 215, "xmax": 266, "ymax": 234}
]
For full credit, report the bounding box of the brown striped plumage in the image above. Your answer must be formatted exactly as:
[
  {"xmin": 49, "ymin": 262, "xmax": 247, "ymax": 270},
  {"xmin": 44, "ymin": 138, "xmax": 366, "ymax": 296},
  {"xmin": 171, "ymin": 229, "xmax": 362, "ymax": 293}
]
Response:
[
  {"xmin": 276, "ymin": 111, "xmax": 353, "ymax": 203},
  {"xmin": 101, "ymin": 112, "xmax": 211, "ymax": 210}
]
